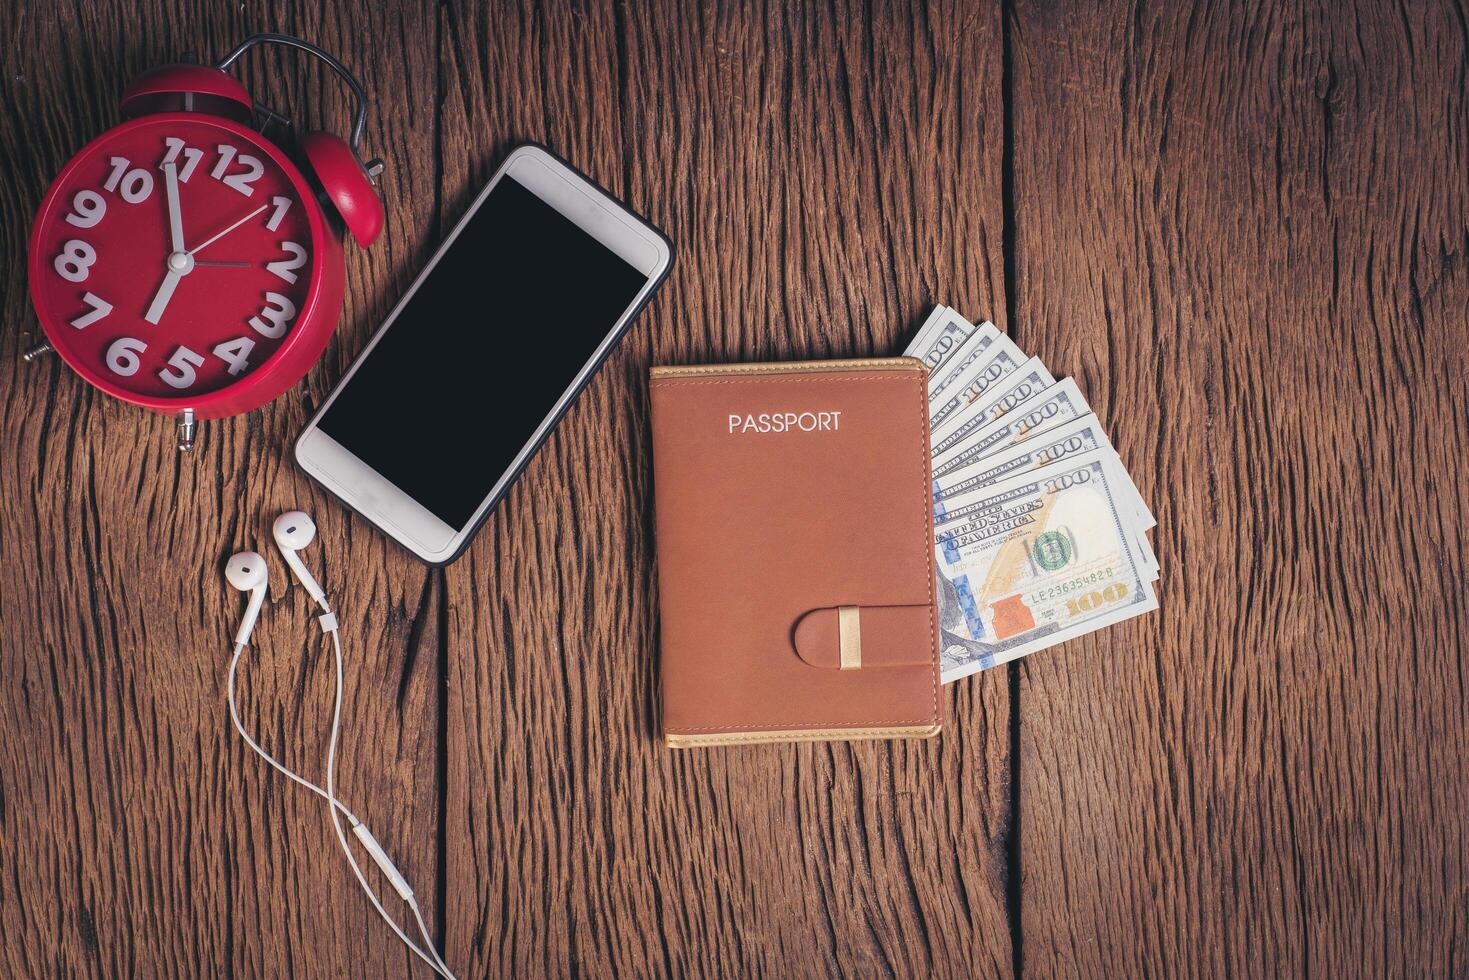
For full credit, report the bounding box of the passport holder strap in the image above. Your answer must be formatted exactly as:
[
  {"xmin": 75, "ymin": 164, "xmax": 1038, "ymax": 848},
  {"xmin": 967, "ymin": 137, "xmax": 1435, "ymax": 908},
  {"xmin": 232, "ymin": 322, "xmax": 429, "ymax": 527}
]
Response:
[{"xmin": 792, "ymin": 604, "xmax": 936, "ymax": 670}]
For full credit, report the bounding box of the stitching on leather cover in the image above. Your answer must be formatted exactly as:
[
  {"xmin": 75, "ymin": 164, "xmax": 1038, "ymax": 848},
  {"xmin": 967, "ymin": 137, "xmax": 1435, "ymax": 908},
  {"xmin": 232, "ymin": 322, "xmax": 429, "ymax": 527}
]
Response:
[
  {"xmin": 666, "ymin": 726, "xmax": 940, "ymax": 746},
  {"xmin": 650, "ymin": 375, "xmax": 920, "ymax": 388},
  {"xmin": 916, "ymin": 368, "xmax": 941, "ymax": 731},
  {"xmin": 669, "ymin": 719, "xmax": 933, "ymax": 732},
  {"xmin": 651, "ymin": 358, "xmax": 922, "ymax": 379}
]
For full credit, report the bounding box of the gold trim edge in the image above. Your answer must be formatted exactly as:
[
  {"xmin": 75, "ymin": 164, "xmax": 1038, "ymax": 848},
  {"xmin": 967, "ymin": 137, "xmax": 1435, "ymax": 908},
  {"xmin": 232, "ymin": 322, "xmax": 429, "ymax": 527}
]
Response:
[
  {"xmin": 665, "ymin": 723, "xmax": 941, "ymax": 748},
  {"xmin": 651, "ymin": 358, "xmax": 924, "ymax": 379}
]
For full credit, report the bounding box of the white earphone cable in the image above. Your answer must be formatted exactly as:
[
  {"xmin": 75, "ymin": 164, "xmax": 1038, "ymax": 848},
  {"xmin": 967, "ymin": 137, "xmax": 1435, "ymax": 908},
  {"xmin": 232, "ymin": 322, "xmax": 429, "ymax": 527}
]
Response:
[
  {"xmin": 323, "ymin": 627, "xmax": 458, "ymax": 980},
  {"xmin": 227, "ymin": 625, "xmax": 456, "ymax": 979},
  {"xmin": 227, "ymin": 642, "xmax": 361, "ymax": 825},
  {"xmin": 411, "ymin": 898, "xmax": 456, "ymax": 979}
]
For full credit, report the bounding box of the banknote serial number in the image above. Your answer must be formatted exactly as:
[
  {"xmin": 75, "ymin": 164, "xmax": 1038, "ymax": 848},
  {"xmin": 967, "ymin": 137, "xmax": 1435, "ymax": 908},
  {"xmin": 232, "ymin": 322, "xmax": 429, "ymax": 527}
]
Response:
[{"xmin": 1032, "ymin": 567, "xmax": 1118, "ymax": 601}]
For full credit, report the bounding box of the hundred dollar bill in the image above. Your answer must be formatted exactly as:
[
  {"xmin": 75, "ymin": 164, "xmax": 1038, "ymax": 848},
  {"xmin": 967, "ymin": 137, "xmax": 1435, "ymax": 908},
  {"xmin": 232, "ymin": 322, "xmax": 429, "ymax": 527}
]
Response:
[
  {"xmin": 929, "ymin": 322, "xmax": 1020, "ymax": 402},
  {"xmin": 905, "ymin": 306, "xmax": 978, "ymax": 375},
  {"xmin": 935, "ymin": 415, "xmax": 1111, "ymax": 509},
  {"xmin": 933, "ymin": 450, "xmax": 1158, "ymax": 680},
  {"xmin": 939, "ymin": 449, "xmax": 1159, "ymax": 583},
  {"xmin": 942, "ymin": 449, "xmax": 1158, "ymax": 582},
  {"xmin": 928, "ymin": 346, "xmax": 1028, "ymax": 433},
  {"xmin": 931, "ymin": 357, "xmax": 1054, "ymax": 458},
  {"xmin": 934, "ymin": 414, "xmax": 1155, "ymax": 531},
  {"xmin": 932, "ymin": 379, "xmax": 1093, "ymax": 478}
]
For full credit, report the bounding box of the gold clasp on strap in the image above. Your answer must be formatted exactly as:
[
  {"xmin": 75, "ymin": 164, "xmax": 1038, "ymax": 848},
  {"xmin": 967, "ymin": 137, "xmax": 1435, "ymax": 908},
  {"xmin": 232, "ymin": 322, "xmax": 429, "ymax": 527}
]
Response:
[{"xmin": 838, "ymin": 605, "xmax": 862, "ymax": 670}]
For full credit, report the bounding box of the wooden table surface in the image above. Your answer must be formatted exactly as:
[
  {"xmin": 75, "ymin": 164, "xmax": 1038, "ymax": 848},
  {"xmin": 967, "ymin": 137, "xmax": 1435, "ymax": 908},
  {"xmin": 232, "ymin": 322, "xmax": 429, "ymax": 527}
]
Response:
[{"xmin": 2, "ymin": 1, "xmax": 1466, "ymax": 976}]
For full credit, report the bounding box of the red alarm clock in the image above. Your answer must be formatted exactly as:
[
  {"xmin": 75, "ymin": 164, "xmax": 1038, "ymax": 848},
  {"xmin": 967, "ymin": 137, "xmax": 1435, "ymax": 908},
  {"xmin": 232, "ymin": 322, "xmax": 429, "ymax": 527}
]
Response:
[{"xmin": 26, "ymin": 33, "xmax": 385, "ymax": 450}]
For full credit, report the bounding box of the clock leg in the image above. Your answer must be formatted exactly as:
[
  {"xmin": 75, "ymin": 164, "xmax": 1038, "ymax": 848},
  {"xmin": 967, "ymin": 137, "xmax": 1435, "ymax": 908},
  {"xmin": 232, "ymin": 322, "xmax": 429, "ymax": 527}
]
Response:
[{"xmin": 176, "ymin": 409, "xmax": 198, "ymax": 452}]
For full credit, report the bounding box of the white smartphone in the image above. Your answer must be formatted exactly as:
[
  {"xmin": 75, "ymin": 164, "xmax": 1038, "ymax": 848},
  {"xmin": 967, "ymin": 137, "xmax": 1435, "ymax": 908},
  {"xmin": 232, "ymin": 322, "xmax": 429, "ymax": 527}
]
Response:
[{"xmin": 295, "ymin": 144, "xmax": 672, "ymax": 564}]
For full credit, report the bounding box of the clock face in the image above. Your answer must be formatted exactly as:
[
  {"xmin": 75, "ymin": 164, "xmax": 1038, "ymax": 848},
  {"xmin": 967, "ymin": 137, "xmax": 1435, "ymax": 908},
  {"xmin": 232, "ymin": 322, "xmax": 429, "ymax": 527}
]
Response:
[{"xmin": 31, "ymin": 114, "xmax": 321, "ymax": 401}]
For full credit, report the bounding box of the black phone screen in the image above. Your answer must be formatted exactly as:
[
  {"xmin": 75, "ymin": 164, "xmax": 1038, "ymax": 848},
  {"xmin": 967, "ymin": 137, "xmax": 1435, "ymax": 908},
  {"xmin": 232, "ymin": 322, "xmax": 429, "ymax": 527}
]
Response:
[{"xmin": 316, "ymin": 174, "xmax": 650, "ymax": 529}]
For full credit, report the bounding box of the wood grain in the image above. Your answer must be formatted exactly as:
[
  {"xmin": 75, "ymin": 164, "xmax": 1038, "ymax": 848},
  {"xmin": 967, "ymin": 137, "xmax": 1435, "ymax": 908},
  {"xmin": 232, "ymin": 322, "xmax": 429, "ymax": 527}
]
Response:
[
  {"xmin": 1, "ymin": 0, "xmax": 1465, "ymax": 976},
  {"xmin": 0, "ymin": 2, "xmax": 445, "ymax": 976},
  {"xmin": 436, "ymin": 1, "xmax": 1014, "ymax": 976},
  {"xmin": 1008, "ymin": 0, "xmax": 1469, "ymax": 975}
]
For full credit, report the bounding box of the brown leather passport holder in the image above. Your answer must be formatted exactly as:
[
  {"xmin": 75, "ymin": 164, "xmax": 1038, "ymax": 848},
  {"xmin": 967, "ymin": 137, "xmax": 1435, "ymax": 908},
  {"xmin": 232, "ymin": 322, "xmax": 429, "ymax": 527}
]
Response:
[{"xmin": 649, "ymin": 358, "xmax": 942, "ymax": 747}]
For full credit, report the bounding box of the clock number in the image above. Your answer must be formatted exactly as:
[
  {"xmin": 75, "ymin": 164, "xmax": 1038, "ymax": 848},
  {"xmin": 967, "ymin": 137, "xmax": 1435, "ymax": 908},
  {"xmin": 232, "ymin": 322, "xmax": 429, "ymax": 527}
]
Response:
[
  {"xmin": 248, "ymin": 292, "xmax": 297, "ymax": 339},
  {"xmin": 210, "ymin": 144, "xmax": 237, "ymax": 179},
  {"xmin": 69, "ymin": 292, "xmax": 113, "ymax": 329},
  {"xmin": 212, "ymin": 336, "xmax": 257, "ymax": 376},
  {"xmin": 162, "ymin": 137, "xmax": 204, "ymax": 182},
  {"xmin": 53, "ymin": 239, "xmax": 97, "ymax": 283},
  {"xmin": 103, "ymin": 156, "xmax": 153, "ymax": 203},
  {"xmin": 267, "ymin": 242, "xmax": 308, "ymax": 284},
  {"xmin": 213, "ymin": 145, "xmax": 264, "ymax": 195},
  {"xmin": 227, "ymin": 155, "xmax": 264, "ymax": 195},
  {"xmin": 64, "ymin": 190, "xmax": 107, "ymax": 228},
  {"xmin": 265, "ymin": 195, "xmax": 292, "ymax": 232},
  {"xmin": 158, "ymin": 345, "xmax": 206, "ymax": 389},
  {"xmin": 103, "ymin": 156, "xmax": 129, "ymax": 191},
  {"xmin": 105, "ymin": 337, "xmax": 147, "ymax": 377},
  {"xmin": 119, "ymin": 170, "xmax": 154, "ymax": 203}
]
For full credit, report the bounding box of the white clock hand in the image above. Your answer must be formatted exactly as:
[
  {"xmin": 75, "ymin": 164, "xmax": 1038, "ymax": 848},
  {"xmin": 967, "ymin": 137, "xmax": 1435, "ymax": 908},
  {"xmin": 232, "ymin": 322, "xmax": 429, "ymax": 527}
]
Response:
[
  {"xmin": 162, "ymin": 161, "xmax": 185, "ymax": 254},
  {"xmin": 144, "ymin": 271, "xmax": 182, "ymax": 325},
  {"xmin": 187, "ymin": 203, "xmax": 268, "ymax": 257}
]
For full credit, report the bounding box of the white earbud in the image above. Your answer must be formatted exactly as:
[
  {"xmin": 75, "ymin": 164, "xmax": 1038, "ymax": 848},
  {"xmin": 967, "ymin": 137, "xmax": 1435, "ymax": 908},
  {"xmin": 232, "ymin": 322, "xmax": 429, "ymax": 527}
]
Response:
[
  {"xmin": 225, "ymin": 551, "xmax": 269, "ymax": 646},
  {"xmin": 273, "ymin": 510, "xmax": 328, "ymax": 610}
]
